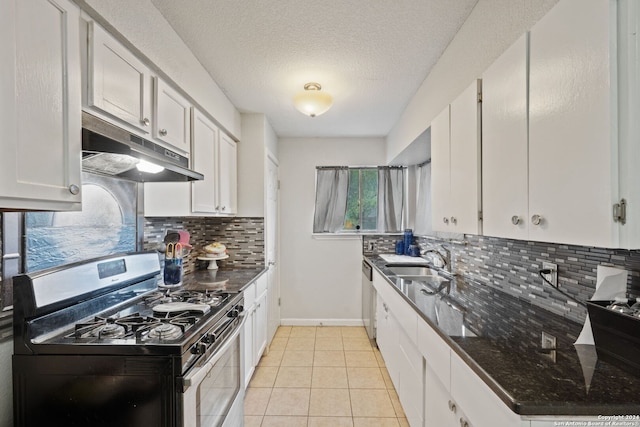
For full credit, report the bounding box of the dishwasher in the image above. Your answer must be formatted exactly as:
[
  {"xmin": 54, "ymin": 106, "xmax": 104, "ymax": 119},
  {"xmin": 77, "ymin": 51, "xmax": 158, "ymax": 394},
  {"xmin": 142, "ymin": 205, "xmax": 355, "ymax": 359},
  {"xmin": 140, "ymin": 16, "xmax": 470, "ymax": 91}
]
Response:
[{"xmin": 362, "ymin": 259, "xmax": 376, "ymax": 339}]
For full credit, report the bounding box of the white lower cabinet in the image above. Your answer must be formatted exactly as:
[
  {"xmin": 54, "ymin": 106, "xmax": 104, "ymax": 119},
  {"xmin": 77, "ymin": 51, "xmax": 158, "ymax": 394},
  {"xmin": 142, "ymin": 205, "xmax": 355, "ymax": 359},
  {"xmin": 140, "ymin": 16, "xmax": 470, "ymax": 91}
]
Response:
[
  {"xmin": 254, "ymin": 275, "xmax": 268, "ymax": 361},
  {"xmin": 425, "ymin": 362, "xmax": 466, "ymax": 427},
  {"xmin": 375, "ymin": 283, "xmax": 423, "ymax": 426},
  {"xmin": 449, "ymin": 352, "xmax": 522, "ymax": 427},
  {"xmin": 243, "ymin": 274, "xmax": 268, "ymax": 388},
  {"xmin": 242, "ymin": 282, "xmax": 256, "ymax": 387}
]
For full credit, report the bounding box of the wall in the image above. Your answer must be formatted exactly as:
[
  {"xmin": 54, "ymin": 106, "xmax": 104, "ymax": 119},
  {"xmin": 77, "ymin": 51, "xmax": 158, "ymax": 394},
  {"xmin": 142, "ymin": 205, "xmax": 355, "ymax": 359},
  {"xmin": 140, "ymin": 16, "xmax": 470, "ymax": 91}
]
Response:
[
  {"xmin": 386, "ymin": 0, "xmax": 559, "ymax": 162},
  {"xmin": 279, "ymin": 137, "xmax": 386, "ymax": 324},
  {"xmin": 77, "ymin": 0, "xmax": 242, "ymax": 139}
]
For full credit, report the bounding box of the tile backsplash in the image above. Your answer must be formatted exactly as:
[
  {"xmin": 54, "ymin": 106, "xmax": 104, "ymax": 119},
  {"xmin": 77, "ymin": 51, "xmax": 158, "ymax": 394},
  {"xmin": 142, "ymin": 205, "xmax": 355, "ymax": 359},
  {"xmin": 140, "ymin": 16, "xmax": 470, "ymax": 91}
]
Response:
[
  {"xmin": 363, "ymin": 234, "xmax": 640, "ymax": 324},
  {"xmin": 143, "ymin": 217, "xmax": 265, "ymax": 274}
]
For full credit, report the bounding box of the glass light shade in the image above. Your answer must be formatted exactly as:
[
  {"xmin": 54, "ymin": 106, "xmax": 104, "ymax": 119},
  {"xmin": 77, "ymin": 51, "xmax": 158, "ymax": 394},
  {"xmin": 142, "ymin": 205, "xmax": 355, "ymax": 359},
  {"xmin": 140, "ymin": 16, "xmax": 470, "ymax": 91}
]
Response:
[
  {"xmin": 136, "ymin": 159, "xmax": 165, "ymax": 174},
  {"xmin": 293, "ymin": 83, "xmax": 333, "ymax": 117}
]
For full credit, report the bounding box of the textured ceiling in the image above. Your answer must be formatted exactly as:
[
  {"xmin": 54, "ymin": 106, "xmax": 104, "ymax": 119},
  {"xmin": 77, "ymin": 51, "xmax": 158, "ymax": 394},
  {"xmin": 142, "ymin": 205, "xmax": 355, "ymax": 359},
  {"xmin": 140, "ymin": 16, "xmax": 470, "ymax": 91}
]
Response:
[{"xmin": 150, "ymin": 0, "xmax": 478, "ymax": 138}]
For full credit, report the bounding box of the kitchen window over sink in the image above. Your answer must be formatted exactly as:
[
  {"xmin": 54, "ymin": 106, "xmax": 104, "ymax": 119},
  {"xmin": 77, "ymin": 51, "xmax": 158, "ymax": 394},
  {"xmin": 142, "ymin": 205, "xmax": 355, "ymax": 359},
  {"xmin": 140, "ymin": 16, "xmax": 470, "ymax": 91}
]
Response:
[{"xmin": 313, "ymin": 166, "xmax": 405, "ymax": 234}]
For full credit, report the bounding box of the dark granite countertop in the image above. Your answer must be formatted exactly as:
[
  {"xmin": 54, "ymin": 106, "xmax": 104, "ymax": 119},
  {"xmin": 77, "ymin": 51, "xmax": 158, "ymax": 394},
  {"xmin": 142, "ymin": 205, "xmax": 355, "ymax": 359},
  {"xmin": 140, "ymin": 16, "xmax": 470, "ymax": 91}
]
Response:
[
  {"xmin": 181, "ymin": 267, "xmax": 267, "ymax": 293},
  {"xmin": 366, "ymin": 255, "xmax": 640, "ymax": 416}
]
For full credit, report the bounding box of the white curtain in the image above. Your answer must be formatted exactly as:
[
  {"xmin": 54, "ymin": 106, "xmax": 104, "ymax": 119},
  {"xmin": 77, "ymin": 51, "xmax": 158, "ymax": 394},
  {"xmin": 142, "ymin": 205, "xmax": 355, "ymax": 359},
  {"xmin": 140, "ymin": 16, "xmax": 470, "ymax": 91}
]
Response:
[
  {"xmin": 377, "ymin": 167, "xmax": 404, "ymax": 232},
  {"xmin": 415, "ymin": 162, "xmax": 432, "ymax": 235},
  {"xmin": 313, "ymin": 168, "xmax": 350, "ymax": 233}
]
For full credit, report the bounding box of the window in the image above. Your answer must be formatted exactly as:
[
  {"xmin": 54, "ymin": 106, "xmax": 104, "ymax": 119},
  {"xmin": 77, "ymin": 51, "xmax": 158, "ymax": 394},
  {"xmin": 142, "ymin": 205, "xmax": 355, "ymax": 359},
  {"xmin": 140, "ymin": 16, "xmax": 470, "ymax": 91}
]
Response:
[
  {"xmin": 344, "ymin": 168, "xmax": 378, "ymax": 231},
  {"xmin": 313, "ymin": 166, "xmax": 405, "ymax": 234}
]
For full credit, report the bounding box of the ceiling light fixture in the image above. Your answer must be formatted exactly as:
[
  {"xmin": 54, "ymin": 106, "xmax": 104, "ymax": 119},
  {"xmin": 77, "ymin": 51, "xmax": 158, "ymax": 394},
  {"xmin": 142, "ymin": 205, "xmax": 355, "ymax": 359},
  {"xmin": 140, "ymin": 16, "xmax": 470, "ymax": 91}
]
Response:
[{"xmin": 293, "ymin": 82, "xmax": 333, "ymax": 117}]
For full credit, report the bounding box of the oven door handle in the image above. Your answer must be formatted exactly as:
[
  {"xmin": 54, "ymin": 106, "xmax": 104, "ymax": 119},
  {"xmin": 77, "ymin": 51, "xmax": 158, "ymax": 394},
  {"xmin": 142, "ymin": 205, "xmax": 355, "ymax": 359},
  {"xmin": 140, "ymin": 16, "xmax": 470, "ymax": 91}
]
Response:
[{"xmin": 181, "ymin": 313, "xmax": 246, "ymax": 392}]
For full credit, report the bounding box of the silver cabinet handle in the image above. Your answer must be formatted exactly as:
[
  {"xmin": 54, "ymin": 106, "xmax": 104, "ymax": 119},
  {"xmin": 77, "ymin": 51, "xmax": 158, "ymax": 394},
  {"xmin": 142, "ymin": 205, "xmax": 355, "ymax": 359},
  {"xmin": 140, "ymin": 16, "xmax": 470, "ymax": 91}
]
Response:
[
  {"xmin": 459, "ymin": 418, "xmax": 469, "ymax": 427},
  {"xmin": 159, "ymin": 128, "xmax": 168, "ymax": 136},
  {"xmin": 215, "ymin": 206, "xmax": 221, "ymax": 211},
  {"xmin": 443, "ymin": 217, "xmax": 449, "ymax": 224},
  {"xmin": 142, "ymin": 117, "xmax": 150, "ymax": 127},
  {"xmin": 531, "ymin": 214, "xmax": 543, "ymax": 226},
  {"xmin": 268, "ymin": 261, "xmax": 276, "ymax": 266},
  {"xmin": 511, "ymin": 215, "xmax": 521, "ymax": 225},
  {"xmin": 221, "ymin": 206, "xmax": 226, "ymax": 211},
  {"xmin": 448, "ymin": 400, "xmax": 457, "ymax": 413},
  {"xmin": 450, "ymin": 216, "xmax": 457, "ymax": 225},
  {"xmin": 68, "ymin": 184, "xmax": 80, "ymax": 195}
]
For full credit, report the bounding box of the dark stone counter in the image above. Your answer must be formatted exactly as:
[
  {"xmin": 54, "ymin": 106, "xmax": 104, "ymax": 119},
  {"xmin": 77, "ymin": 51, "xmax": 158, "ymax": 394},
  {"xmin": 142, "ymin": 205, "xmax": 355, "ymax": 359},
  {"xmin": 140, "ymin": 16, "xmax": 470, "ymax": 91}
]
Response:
[{"xmin": 366, "ymin": 255, "xmax": 640, "ymax": 416}]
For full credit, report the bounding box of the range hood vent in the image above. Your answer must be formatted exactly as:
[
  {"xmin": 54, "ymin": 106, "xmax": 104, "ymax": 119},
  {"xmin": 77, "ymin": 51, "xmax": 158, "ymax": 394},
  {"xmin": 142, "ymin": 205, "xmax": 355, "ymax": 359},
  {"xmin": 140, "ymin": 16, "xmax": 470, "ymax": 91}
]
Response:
[{"xmin": 81, "ymin": 112, "xmax": 204, "ymax": 182}]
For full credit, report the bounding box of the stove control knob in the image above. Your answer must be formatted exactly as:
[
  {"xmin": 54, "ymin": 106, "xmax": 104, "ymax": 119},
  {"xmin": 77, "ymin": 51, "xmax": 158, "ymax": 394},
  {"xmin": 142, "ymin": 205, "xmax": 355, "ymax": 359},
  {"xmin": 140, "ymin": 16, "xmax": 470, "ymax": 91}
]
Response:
[
  {"xmin": 201, "ymin": 334, "xmax": 215, "ymax": 344},
  {"xmin": 191, "ymin": 343, "xmax": 207, "ymax": 355},
  {"xmin": 236, "ymin": 305, "xmax": 244, "ymax": 313},
  {"xmin": 228, "ymin": 309, "xmax": 240, "ymax": 318}
]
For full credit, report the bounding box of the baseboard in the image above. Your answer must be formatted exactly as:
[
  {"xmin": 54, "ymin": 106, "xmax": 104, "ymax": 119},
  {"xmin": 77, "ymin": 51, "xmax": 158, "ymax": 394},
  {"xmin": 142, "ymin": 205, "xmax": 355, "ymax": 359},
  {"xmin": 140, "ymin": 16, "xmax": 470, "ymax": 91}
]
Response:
[{"xmin": 280, "ymin": 318, "xmax": 365, "ymax": 327}]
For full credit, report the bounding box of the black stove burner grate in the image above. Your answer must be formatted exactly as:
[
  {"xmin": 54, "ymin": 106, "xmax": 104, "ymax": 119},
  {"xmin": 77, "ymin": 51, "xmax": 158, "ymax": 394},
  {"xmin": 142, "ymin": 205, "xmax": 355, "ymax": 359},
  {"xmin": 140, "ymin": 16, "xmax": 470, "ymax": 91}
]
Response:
[
  {"xmin": 68, "ymin": 311, "xmax": 199, "ymax": 342},
  {"xmin": 143, "ymin": 289, "xmax": 225, "ymax": 307}
]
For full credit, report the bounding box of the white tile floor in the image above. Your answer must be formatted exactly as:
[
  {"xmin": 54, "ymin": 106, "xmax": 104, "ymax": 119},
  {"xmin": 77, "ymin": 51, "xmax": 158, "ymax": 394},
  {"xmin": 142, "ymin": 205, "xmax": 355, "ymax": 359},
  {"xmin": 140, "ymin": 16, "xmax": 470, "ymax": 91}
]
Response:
[{"xmin": 244, "ymin": 326, "xmax": 409, "ymax": 427}]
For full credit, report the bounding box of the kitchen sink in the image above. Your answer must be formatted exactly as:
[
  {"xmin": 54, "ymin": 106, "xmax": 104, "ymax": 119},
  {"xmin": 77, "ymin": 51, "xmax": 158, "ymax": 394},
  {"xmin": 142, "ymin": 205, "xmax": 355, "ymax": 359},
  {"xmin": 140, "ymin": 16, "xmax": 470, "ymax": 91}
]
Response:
[{"xmin": 386, "ymin": 265, "xmax": 439, "ymax": 277}]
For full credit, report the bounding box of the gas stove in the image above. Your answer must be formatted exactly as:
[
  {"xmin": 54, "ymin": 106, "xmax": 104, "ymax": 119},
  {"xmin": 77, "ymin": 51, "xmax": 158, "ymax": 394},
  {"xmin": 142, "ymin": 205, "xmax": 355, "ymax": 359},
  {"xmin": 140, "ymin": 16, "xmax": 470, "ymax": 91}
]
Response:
[{"xmin": 13, "ymin": 252, "xmax": 247, "ymax": 427}]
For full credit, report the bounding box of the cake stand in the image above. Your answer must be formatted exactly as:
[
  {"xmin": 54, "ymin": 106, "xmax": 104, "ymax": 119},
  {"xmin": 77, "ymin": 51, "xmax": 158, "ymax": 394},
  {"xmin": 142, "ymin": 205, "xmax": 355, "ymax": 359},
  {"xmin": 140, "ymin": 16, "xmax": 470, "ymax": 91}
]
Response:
[{"xmin": 197, "ymin": 254, "xmax": 229, "ymax": 270}]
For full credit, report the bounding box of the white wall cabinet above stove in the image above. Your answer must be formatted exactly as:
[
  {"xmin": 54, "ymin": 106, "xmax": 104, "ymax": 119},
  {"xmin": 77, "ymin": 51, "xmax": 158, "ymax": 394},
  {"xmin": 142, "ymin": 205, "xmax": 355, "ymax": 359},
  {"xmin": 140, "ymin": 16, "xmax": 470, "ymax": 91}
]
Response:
[
  {"xmin": 87, "ymin": 22, "xmax": 153, "ymax": 136},
  {"xmin": 153, "ymin": 77, "xmax": 192, "ymax": 154},
  {"xmin": 431, "ymin": 79, "xmax": 482, "ymax": 235},
  {"xmin": 483, "ymin": 0, "xmax": 639, "ymax": 249},
  {"xmin": 0, "ymin": 0, "xmax": 82, "ymax": 211}
]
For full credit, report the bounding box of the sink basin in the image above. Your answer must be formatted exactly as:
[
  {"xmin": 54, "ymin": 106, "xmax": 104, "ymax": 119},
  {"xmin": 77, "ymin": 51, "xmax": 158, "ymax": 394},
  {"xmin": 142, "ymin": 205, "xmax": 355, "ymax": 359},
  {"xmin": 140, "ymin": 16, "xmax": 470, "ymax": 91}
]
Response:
[
  {"xmin": 386, "ymin": 265, "xmax": 439, "ymax": 277},
  {"xmin": 400, "ymin": 275, "xmax": 449, "ymax": 283}
]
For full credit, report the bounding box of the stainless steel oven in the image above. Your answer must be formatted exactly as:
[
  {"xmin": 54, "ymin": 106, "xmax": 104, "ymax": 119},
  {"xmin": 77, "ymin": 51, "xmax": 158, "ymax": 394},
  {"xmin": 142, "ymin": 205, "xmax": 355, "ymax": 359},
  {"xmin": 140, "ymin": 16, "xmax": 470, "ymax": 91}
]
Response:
[
  {"xmin": 182, "ymin": 310, "xmax": 245, "ymax": 427},
  {"xmin": 12, "ymin": 252, "xmax": 246, "ymax": 427}
]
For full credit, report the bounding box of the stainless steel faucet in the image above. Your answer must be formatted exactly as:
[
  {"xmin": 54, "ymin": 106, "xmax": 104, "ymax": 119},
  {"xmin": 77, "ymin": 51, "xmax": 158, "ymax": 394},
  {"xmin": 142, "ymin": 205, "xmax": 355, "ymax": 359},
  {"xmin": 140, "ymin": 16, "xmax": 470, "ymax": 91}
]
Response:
[{"xmin": 422, "ymin": 246, "xmax": 451, "ymax": 272}]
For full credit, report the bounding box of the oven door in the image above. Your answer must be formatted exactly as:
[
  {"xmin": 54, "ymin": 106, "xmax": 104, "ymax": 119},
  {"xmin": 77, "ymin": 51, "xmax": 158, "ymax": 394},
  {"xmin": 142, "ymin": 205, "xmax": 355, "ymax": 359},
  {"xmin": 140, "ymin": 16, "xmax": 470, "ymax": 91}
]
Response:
[{"xmin": 181, "ymin": 314, "xmax": 246, "ymax": 427}]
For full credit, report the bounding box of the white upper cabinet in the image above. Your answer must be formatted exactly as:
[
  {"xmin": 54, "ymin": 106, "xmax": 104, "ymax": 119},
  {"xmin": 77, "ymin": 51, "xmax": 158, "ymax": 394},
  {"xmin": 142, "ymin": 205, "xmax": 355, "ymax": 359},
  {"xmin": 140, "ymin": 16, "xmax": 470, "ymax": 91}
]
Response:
[
  {"xmin": 528, "ymin": 0, "xmax": 615, "ymax": 247},
  {"xmin": 0, "ymin": 0, "xmax": 82, "ymax": 211},
  {"xmin": 87, "ymin": 22, "xmax": 152, "ymax": 134},
  {"xmin": 154, "ymin": 77, "xmax": 192, "ymax": 154},
  {"xmin": 482, "ymin": 34, "xmax": 529, "ymax": 240},
  {"xmin": 217, "ymin": 132, "xmax": 238, "ymax": 215},
  {"xmin": 191, "ymin": 109, "xmax": 219, "ymax": 213},
  {"xmin": 431, "ymin": 105, "xmax": 451, "ymax": 233},
  {"xmin": 431, "ymin": 80, "xmax": 482, "ymax": 234}
]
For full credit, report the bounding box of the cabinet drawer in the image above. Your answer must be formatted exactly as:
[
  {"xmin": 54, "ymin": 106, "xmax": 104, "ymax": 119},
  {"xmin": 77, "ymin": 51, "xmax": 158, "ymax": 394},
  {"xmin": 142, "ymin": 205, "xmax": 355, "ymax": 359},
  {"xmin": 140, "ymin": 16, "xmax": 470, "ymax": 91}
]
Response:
[
  {"xmin": 243, "ymin": 282, "xmax": 256, "ymax": 308},
  {"xmin": 417, "ymin": 318, "xmax": 450, "ymax": 393},
  {"xmin": 255, "ymin": 274, "xmax": 267, "ymax": 297}
]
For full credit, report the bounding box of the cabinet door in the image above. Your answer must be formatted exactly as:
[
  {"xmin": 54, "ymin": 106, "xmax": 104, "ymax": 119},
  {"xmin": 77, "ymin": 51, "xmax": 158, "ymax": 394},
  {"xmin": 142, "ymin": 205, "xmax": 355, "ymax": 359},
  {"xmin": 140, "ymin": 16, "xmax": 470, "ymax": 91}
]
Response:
[
  {"xmin": 0, "ymin": 0, "xmax": 82, "ymax": 211},
  {"xmin": 431, "ymin": 105, "xmax": 451, "ymax": 232},
  {"xmin": 154, "ymin": 77, "xmax": 192, "ymax": 153},
  {"xmin": 217, "ymin": 132, "xmax": 238, "ymax": 214},
  {"xmin": 424, "ymin": 363, "xmax": 456, "ymax": 427},
  {"xmin": 243, "ymin": 305, "xmax": 255, "ymax": 387},
  {"xmin": 89, "ymin": 23, "xmax": 152, "ymax": 134},
  {"xmin": 191, "ymin": 109, "xmax": 219, "ymax": 213},
  {"xmin": 528, "ymin": 0, "xmax": 614, "ymax": 247},
  {"xmin": 398, "ymin": 329, "xmax": 424, "ymax": 427},
  {"xmin": 449, "ymin": 79, "xmax": 482, "ymax": 235},
  {"xmin": 254, "ymin": 289, "xmax": 268, "ymax": 364},
  {"xmin": 482, "ymin": 34, "xmax": 529, "ymax": 240}
]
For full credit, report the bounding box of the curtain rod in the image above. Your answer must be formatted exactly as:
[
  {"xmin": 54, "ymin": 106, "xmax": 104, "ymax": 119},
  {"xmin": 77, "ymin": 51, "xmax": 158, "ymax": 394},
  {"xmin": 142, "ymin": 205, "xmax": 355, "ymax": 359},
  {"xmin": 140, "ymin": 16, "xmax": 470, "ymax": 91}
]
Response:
[
  {"xmin": 316, "ymin": 165, "xmax": 405, "ymax": 170},
  {"xmin": 417, "ymin": 159, "xmax": 431, "ymax": 168}
]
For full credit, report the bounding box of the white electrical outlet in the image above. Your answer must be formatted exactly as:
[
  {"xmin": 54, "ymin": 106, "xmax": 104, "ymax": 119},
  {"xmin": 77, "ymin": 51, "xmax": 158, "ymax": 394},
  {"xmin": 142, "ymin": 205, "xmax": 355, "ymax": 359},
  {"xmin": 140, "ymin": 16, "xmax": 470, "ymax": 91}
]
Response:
[
  {"xmin": 542, "ymin": 262, "xmax": 558, "ymax": 287},
  {"xmin": 541, "ymin": 331, "xmax": 557, "ymax": 350}
]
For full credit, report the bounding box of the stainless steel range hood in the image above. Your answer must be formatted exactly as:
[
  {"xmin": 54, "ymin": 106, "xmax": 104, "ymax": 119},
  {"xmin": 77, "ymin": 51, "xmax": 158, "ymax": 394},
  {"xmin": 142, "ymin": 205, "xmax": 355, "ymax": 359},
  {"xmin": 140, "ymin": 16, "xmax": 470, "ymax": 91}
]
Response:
[{"xmin": 82, "ymin": 112, "xmax": 204, "ymax": 182}]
